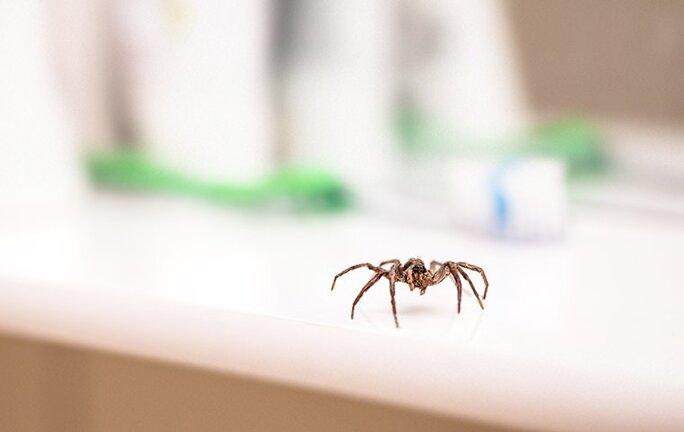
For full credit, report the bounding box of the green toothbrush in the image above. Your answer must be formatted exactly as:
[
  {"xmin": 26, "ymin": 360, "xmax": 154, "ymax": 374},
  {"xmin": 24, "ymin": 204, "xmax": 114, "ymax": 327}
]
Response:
[
  {"xmin": 85, "ymin": 149, "xmax": 351, "ymax": 212},
  {"xmin": 396, "ymin": 106, "xmax": 609, "ymax": 180}
]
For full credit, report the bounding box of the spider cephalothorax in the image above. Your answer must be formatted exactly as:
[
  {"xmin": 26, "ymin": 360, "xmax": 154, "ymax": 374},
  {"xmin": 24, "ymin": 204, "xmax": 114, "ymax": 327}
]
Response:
[
  {"xmin": 405, "ymin": 261, "xmax": 431, "ymax": 294},
  {"xmin": 331, "ymin": 258, "xmax": 489, "ymax": 328}
]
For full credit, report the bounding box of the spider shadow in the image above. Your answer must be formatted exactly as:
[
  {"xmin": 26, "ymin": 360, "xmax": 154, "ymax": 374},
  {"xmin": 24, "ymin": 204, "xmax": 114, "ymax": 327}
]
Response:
[
  {"xmin": 357, "ymin": 303, "xmax": 441, "ymax": 326},
  {"xmin": 393, "ymin": 303, "xmax": 443, "ymax": 316},
  {"xmin": 356, "ymin": 305, "xmax": 438, "ymax": 331}
]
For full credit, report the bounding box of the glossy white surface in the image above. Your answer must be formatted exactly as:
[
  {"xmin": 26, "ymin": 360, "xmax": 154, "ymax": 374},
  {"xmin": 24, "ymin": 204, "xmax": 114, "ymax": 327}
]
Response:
[{"xmin": 0, "ymin": 195, "xmax": 682, "ymax": 431}]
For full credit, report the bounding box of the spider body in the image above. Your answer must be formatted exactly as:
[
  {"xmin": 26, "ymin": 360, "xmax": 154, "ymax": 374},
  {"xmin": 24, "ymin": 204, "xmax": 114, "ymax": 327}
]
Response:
[{"xmin": 331, "ymin": 258, "xmax": 489, "ymax": 328}]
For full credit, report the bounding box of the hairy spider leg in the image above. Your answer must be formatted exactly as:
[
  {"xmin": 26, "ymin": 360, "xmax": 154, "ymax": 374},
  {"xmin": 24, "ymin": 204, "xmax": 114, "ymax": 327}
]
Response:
[
  {"xmin": 429, "ymin": 262, "xmax": 462, "ymax": 313},
  {"xmin": 455, "ymin": 265, "xmax": 485, "ymax": 310},
  {"xmin": 379, "ymin": 259, "xmax": 401, "ymax": 269},
  {"xmin": 447, "ymin": 264, "xmax": 464, "ymax": 314},
  {"xmin": 351, "ymin": 271, "xmax": 386, "ymax": 320},
  {"xmin": 331, "ymin": 263, "xmax": 384, "ymax": 291},
  {"xmin": 430, "ymin": 262, "xmax": 449, "ymax": 283},
  {"xmin": 432, "ymin": 261, "xmax": 484, "ymax": 312},
  {"xmin": 457, "ymin": 262, "xmax": 490, "ymax": 299},
  {"xmin": 388, "ymin": 269, "xmax": 400, "ymax": 328}
]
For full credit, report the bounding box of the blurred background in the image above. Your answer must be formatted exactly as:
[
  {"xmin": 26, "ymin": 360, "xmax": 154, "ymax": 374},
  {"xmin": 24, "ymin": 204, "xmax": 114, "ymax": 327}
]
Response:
[
  {"xmin": 1, "ymin": 0, "xmax": 682, "ymax": 233},
  {"xmin": 1, "ymin": 1, "xmax": 684, "ymax": 431}
]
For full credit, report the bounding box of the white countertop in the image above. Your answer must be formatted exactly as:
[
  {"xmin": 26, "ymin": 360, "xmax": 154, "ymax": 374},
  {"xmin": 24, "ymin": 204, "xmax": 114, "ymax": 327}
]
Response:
[{"xmin": 1, "ymin": 195, "xmax": 682, "ymax": 431}]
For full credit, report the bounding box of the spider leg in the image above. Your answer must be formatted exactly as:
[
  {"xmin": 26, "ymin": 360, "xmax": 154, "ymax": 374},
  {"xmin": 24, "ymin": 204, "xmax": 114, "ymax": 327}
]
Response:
[
  {"xmin": 432, "ymin": 262, "xmax": 462, "ymax": 313},
  {"xmin": 380, "ymin": 259, "xmax": 401, "ymax": 269},
  {"xmin": 456, "ymin": 265, "xmax": 485, "ymax": 310},
  {"xmin": 388, "ymin": 271, "xmax": 400, "ymax": 328},
  {"xmin": 331, "ymin": 262, "xmax": 383, "ymax": 291},
  {"xmin": 457, "ymin": 262, "xmax": 490, "ymax": 299},
  {"xmin": 351, "ymin": 271, "xmax": 385, "ymax": 320},
  {"xmin": 429, "ymin": 260, "xmax": 442, "ymax": 273},
  {"xmin": 431, "ymin": 262, "xmax": 450, "ymax": 284},
  {"xmin": 445, "ymin": 264, "xmax": 463, "ymax": 314}
]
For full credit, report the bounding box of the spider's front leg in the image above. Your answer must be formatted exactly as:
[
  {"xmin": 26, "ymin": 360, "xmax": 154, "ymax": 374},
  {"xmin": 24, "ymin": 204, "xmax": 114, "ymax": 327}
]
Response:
[
  {"xmin": 331, "ymin": 262, "xmax": 384, "ymax": 291},
  {"xmin": 350, "ymin": 271, "xmax": 386, "ymax": 319},
  {"xmin": 430, "ymin": 262, "xmax": 463, "ymax": 313},
  {"xmin": 451, "ymin": 263, "xmax": 484, "ymax": 310},
  {"xmin": 440, "ymin": 262, "xmax": 485, "ymax": 311},
  {"xmin": 429, "ymin": 260, "xmax": 443, "ymax": 273},
  {"xmin": 388, "ymin": 266, "xmax": 400, "ymax": 328},
  {"xmin": 445, "ymin": 264, "xmax": 464, "ymax": 313},
  {"xmin": 457, "ymin": 262, "xmax": 490, "ymax": 299},
  {"xmin": 379, "ymin": 259, "xmax": 401, "ymax": 269}
]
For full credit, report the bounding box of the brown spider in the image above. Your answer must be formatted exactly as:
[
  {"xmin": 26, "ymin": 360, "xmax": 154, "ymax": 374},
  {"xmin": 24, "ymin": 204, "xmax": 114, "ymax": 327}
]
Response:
[{"xmin": 331, "ymin": 258, "xmax": 489, "ymax": 328}]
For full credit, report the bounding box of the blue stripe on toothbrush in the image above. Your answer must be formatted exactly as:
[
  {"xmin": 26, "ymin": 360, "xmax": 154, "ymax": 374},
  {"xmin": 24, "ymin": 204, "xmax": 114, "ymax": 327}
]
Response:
[{"xmin": 489, "ymin": 158, "xmax": 519, "ymax": 233}]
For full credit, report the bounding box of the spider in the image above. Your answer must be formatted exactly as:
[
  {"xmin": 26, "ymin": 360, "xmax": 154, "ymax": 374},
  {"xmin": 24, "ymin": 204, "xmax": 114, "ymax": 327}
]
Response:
[{"xmin": 331, "ymin": 258, "xmax": 489, "ymax": 328}]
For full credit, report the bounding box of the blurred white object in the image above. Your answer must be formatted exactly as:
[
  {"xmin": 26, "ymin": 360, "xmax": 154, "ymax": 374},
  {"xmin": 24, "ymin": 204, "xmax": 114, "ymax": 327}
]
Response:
[
  {"xmin": 402, "ymin": 0, "xmax": 528, "ymax": 140},
  {"xmin": 47, "ymin": 0, "xmax": 115, "ymax": 149},
  {"xmin": 451, "ymin": 158, "xmax": 566, "ymax": 240},
  {"xmin": 282, "ymin": 0, "xmax": 395, "ymax": 191},
  {"xmin": 0, "ymin": 1, "xmax": 83, "ymax": 208},
  {"xmin": 574, "ymin": 120, "xmax": 684, "ymax": 218},
  {"xmin": 115, "ymin": 0, "xmax": 273, "ymax": 181},
  {"xmin": 603, "ymin": 121, "xmax": 684, "ymax": 187}
]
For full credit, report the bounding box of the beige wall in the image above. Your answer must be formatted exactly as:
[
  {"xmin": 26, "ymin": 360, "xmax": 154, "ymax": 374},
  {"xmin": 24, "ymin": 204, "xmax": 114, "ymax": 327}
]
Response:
[
  {"xmin": 507, "ymin": 0, "xmax": 684, "ymax": 123},
  {"xmin": 0, "ymin": 333, "xmax": 525, "ymax": 432}
]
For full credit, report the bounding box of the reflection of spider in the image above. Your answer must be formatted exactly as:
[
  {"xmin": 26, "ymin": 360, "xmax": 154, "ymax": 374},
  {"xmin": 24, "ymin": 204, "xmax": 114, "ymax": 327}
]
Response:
[{"xmin": 331, "ymin": 258, "xmax": 489, "ymax": 328}]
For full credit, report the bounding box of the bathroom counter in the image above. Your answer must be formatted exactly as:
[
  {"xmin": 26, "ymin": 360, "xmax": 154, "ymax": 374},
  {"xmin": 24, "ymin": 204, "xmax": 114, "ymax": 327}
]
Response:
[{"xmin": 0, "ymin": 195, "xmax": 682, "ymax": 431}]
